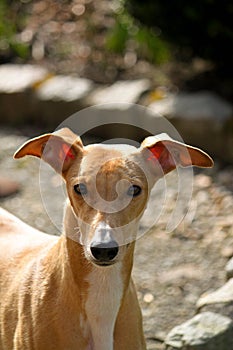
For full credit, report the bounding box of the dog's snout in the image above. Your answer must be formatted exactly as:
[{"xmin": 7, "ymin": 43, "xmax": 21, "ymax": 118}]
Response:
[{"xmin": 90, "ymin": 241, "xmax": 119, "ymax": 263}]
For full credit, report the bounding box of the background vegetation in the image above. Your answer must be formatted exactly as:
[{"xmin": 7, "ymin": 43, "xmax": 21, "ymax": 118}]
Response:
[
  {"xmin": 125, "ymin": 0, "xmax": 233, "ymax": 72},
  {"xmin": 0, "ymin": 0, "xmax": 232, "ymax": 94},
  {"xmin": 0, "ymin": 0, "xmax": 29, "ymax": 62}
]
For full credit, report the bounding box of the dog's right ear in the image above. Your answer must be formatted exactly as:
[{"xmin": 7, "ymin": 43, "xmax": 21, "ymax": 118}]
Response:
[{"xmin": 14, "ymin": 128, "xmax": 83, "ymax": 175}]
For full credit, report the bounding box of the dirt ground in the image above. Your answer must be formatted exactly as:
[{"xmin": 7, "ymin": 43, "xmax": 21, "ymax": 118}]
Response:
[{"xmin": 0, "ymin": 128, "xmax": 232, "ymax": 349}]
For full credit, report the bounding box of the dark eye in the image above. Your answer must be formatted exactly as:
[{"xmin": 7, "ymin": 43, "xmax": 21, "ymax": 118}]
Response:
[
  {"xmin": 74, "ymin": 183, "xmax": 87, "ymax": 195},
  {"xmin": 127, "ymin": 185, "xmax": 142, "ymax": 197}
]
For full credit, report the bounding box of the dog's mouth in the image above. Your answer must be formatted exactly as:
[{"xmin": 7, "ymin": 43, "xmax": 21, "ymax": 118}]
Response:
[{"xmin": 89, "ymin": 257, "xmax": 118, "ymax": 267}]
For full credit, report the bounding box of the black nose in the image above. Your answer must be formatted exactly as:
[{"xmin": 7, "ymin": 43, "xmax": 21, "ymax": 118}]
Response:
[{"xmin": 90, "ymin": 241, "xmax": 119, "ymax": 263}]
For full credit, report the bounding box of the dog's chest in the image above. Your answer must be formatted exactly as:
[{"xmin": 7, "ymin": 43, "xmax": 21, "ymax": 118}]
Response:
[{"xmin": 84, "ymin": 263, "xmax": 123, "ymax": 350}]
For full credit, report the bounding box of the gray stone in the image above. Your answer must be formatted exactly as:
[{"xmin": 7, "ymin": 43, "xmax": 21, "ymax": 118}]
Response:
[
  {"xmin": 149, "ymin": 91, "xmax": 233, "ymax": 122},
  {"xmin": 83, "ymin": 90, "xmax": 233, "ymax": 163},
  {"xmin": 36, "ymin": 75, "xmax": 93, "ymax": 102},
  {"xmin": 31, "ymin": 75, "xmax": 93, "ymax": 127},
  {"xmin": 88, "ymin": 79, "xmax": 150, "ymax": 105},
  {"xmin": 149, "ymin": 91, "xmax": 233, "ymax": 163},
  {"xmin": 225, "ymin": 257, "xmax": 233, "ymax": 279},
  {"xmin": 0, "ymin": 64, "xmax": 48, "ymax": 93},
  {"xmin": 165, "ymin": 312, "xmax": 233, "ymax": 350},
  {"xmin": 0, "ymin": 65, "xmax": 93, "ymax": 126},
  {"xmin": 0, "ymin": 64, "xmax": 233, "ymax": 163},
  {"xmin": 0, "ymin": 64, "xmax": 48, "ymax": 124},
  {"xmin": 197, "ymin": 278, "xmax": 233, "ymax": 309}
]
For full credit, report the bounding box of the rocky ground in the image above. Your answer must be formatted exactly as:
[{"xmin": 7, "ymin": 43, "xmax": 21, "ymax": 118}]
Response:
[{"xmin": 0, "ymin": 128, "xmax": 232, "ymax": 349}]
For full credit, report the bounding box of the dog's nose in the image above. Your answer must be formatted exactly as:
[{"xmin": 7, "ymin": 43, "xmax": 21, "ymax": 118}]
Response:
[{"xmin": 90, "ymin": 240, "xmax": 119, "ymax": 263}]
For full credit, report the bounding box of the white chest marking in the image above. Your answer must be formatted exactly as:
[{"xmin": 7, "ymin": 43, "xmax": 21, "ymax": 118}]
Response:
[{"xmin": 85, "ymin": 263, "xmax": 123, "ymax": 350}]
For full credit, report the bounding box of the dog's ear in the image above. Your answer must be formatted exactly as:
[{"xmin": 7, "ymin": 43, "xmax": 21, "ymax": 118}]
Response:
[
  {"xmin": 141, "ymin": 133, "xmax": 213, "ymax": 175},
  {"xmin": 14, "ymin": 128, "xmax": 83, "ymax": 174}
]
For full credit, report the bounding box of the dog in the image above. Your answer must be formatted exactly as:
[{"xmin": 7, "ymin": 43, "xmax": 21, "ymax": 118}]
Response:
[{"xmin": 0, "ymin": 128, "xmax": 213, "ymax": 349}]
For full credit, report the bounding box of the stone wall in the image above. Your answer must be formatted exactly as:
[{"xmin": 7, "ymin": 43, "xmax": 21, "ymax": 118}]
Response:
[{"xmin": 0, "ymin": 64, "xmax": 232, "ymax": 163}]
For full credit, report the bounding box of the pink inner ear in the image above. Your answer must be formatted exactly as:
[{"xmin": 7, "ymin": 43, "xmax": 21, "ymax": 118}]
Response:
[
  {"xmin": 147, "ymin": 143, "xmax": 176, "ymax": 174},
  {"xmin": 147, "ymin": 144, "xmax": 165, "ymax": 161},
  {"xmin": 61, "ymin": 143, "xmax": 75, "ymax": 161}
]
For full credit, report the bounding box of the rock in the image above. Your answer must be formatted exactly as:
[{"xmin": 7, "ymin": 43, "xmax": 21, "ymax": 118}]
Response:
[
  {"xmin": 149, "ymin": 91, "xmax": 232, "ymax": 122},
  {"xmin": 0, "ymin": 64, "xmax": 48, "ymax": 124},
  {"xmin": 36, "ymin": 75, "xmax": 93, "ymax": 102},
  {"xmin": 165, "ymin": 312, "xmax": 233, "ymax": 349},
  {"xmin": 0, "ymin": 64, "xmax": 93, "ymax": 127},
  {"xmin": 197, "ymin": 278, "xmax": 233, "ymax": 309},
  {"xmin": 0, "ymin": 64, "xmax": 48, "ymax": 93},
  {"xmin": 88, "ymin": 79, "xmax": 150, "ymax": 105},
  {"xmin": 32, "ymin": 75, "xmax": 93, "ymax": 127},
  {"xmin": 225, "ymin": 257, "xmax": 233, "ymax": 279},
  {"xmin": 149, "ymin": 91, "xmax": 233, "ymax": 163}
]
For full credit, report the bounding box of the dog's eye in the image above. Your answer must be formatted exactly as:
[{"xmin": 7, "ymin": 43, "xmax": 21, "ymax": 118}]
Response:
[
  {"xmin": 74, "ymin": 183, "xmax": 87, "ymax": 196},
  {"xmin": 127, "ymin": 185, "xmax": 142, "ymax": 197}
]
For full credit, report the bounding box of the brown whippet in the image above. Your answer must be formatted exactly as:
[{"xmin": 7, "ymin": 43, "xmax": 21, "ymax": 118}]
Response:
[{"xmin": 0, "ymin": 128, "xmax": 213, "ymax": 349}]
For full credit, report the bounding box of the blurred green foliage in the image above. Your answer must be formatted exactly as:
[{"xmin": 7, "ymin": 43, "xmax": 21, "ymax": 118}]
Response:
[
  {"xmin": 0, "ymin": 0, "xmax": 29, "ymax": 61},
  {"xmin": 125, "ymin": 0, "xmax": 233, "ymax": 69},
  {"xmin": 106, "ymin": 1, "xmax": 170, "ymax": 64}
]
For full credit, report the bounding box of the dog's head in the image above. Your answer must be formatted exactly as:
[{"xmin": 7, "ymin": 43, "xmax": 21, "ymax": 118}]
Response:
[{"xmin": 15, "ymin": 128, "xmax": 213, "ymax": 266}]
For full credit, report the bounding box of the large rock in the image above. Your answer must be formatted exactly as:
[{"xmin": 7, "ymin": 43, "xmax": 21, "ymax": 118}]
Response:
[
  {"xmin": 33, "ymin": 75, "xmax": 93, "ymax": 126},
  {"xmin": 197, "ymin": 278, "xmax": 233, "ymax": 309},
  {"xmin": 0, "ymin": 64, "xmax": 48, "ymax": 93},
  {"xmin": 88, "ymin": 79, "xmax": 150, "ymax": 105},
  {"xmin": 165, "ymin": 312, "xmax": 233, "ymax": 350},
  {"xmin": 149, "ymin": 91, "xmax": 232, "ymax": 122},
  {"xmin": 0, "ymin": 64, "xmax": 94, "ymax": 127},
  {"xmin": 36, "ymin": 75, "xmax": 92, "ymax": 102},
  {"xmin": 149, "ymin": 91, "xmax": 233, "ymax": 163},
  {"xmin": 0, "ymin": 64, "xmax": 48, "ymax": 124}
]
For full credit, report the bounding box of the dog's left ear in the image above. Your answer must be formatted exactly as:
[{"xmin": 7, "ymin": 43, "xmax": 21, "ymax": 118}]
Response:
[
  {"xmin": 141, "ymin": 133, "xmax": 213, "ymax": 175},
  {"xmin": 14, "ymin": 128, "xmax": 83, "ymax": 174}
]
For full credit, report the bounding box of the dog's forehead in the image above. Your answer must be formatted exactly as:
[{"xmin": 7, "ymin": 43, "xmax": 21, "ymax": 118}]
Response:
[
  {"xmin": 79, "ymin": 143, "xmax": 139, "ymax": 174},
  {"xmin": 84, "ymin": 143, "xmax": 138, "ymax": 159},
  {"xmin": 85, "ymin": 143, "xmax": 137, "ymax": 153}
]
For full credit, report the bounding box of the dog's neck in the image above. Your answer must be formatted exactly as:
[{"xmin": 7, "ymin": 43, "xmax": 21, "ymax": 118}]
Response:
[{"xmin": 55, "ymin": 202, "xmax": 135, "ymax": 350}]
